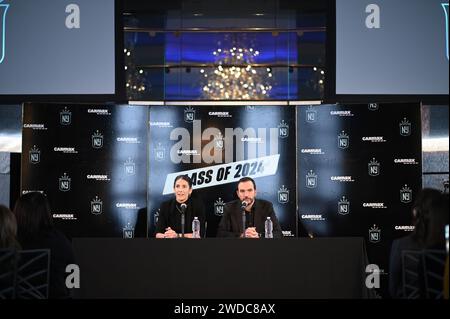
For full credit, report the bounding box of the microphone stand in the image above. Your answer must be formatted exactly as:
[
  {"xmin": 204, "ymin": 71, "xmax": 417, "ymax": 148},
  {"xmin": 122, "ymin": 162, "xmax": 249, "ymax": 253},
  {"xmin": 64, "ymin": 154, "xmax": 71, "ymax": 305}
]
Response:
[
  {"xmin": 180, "ymin": 204, "xmax": 187, "ymax": 238},
  {"xmin": 181, "ymin": 212, "xmax": 185, "ymax": 238},
  {"xmin": 241, "ymin": 203, "xmax": 247, "ymax": 238}
]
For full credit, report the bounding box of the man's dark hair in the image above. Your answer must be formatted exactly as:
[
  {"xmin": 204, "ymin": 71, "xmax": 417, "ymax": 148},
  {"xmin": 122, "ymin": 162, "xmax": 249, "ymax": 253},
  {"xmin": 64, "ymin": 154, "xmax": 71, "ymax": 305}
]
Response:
[
  {"xmin": 237, "ymin": 177, "xmax": 256, "ymax": 190},
  {"xmin": 173, "ymin": 174, "xmax": 193, "ymax": 188}
]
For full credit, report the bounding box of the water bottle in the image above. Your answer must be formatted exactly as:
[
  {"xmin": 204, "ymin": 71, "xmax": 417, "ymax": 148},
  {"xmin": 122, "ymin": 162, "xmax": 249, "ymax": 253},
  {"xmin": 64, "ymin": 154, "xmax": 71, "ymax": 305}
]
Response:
[
  {"xmin": 192, "ymin": 217, "xmax": 201, "ymax": 238},
  {"xmin": 265, "ymin": 217, "xmax": 273, "ymax": 238}
]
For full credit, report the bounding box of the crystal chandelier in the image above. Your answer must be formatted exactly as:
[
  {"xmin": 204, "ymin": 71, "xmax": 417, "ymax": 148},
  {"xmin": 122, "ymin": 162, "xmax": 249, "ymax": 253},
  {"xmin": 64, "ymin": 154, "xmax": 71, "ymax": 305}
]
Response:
[{"xmin": 201, "ymin": 44, "xmax": 273, "ymax": 100}]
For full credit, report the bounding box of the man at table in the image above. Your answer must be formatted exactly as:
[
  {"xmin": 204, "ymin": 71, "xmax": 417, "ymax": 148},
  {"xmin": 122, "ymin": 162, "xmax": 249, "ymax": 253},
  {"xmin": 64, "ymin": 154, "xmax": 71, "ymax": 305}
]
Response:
[{"xmin": 217, "ymin": 177, "xmax": 283, "ymax": 238}]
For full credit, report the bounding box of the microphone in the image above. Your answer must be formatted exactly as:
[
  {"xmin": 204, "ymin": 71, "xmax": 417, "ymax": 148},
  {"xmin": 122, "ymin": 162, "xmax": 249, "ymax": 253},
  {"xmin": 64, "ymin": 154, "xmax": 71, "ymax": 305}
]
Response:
[
  {"xmin": 180, "ymin": 203, "xmax": 187, "ymax": 238},
  {"xmin": 241, "ymin": 201, "xmax": 247, "ymax": 238}
]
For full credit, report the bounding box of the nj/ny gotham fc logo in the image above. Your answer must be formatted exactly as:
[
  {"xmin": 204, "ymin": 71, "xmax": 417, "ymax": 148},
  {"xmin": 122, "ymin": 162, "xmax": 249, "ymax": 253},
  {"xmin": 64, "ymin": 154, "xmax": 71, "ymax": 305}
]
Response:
[
  {"xmin": 278, "ymin": 120, "xmax": 289, "ymax": 138},
  {"xmin": 368, "ymin": 158, "xmax": 380, "ymax": 176},
  {"xmin": 400, "ymin": 184, "xmax": 413, "ymax": 204},
  {"xmin": 369, "ymin": 224, "xmax": 381, "ymax": 243},
  {"xmin": 123, "ymin": 222, "xmax": 134, "ymax": 239},
  {"xmin": 443, "ymin": 3, "xmax": 449, "ymax": 60},
  {"xmin": 60, "ymin": 107, "xmax": 72, "ymax": 125},
  {"xmin": 184, "ymin": 107, "xmax": 195, "ymax": 123},
  {"xmin": 368, "ymin": 103, "xmax": 379, "ymax": 111},
  {"xmin": 306, "ymin": 170, "xmax": 318, "ymax": 188},
  {"xmin": 338, "ymin": 196, "xmax": 350, "ymax": 215},
  {"xmin": 214, "ymin": 198, "xmax": 225, "ymax": 216},
  {"xmin": 29, "ymin": 145, "xmax": 40, "ymax": 164},
  {"xmin": 90, "ymin": 196, "xmax": 103, "ymax": 215},
  {"xmin": 214, "ymin": 133, "xmax": 224, "ymax": 150},
  {"xmin": 0, "ymin": 0, "xmax": 9, "ymax": 64},
  {"xmin": 399, "ymin": 118, "xmax": 411, "ymax": 137},
  {"xmin": 306, "ymin": 106, "xmax": 317, "ymax": 123},
  {"xmin": 278, "ymin": 185, "xmax": 290, "ymax": 204},
  {"xmin": 59, "ymin": 173, "xmax": 71, "ymax": 192},
  {"xmin": 92, "ymin": 130, "xmax": 103, "ymax": 149},
  {"xmin": 338, "ymin": 131, "xmax": 349, "ymax": 149},
  {"xmin": 124, "ymin": 157, "xmax": 135, "ymax": 176},
  {"xmin": 154, "ymin": 143, "xmax": 166, "ymax": 161}
]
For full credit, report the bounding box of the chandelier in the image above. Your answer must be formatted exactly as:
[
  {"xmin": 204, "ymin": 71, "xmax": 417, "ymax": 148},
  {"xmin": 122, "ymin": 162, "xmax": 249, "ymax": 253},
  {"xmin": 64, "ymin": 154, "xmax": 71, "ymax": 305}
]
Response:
[{"xmin": 201, "ymin": 44, "xmax": 273, "ymax": 100}]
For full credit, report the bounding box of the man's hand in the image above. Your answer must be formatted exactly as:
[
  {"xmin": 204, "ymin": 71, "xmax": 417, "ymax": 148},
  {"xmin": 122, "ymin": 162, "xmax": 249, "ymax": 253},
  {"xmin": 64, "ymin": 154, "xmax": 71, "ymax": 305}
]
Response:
[
  {"xmin": 244, "ymin": 227, "xmax": 259, "ymax": 238},
  {"xmin": 164, "ymin": 227, "xmax": 178, "ymax": 238}
]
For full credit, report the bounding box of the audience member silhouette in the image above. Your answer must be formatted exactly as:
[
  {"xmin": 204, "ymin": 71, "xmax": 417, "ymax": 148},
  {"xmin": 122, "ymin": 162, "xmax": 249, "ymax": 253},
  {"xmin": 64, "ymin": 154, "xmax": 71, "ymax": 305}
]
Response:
[
  {"xmin": 13, "ymin": 192, "xmax": 75, "ymax": 298},
  {"xmin": 389, "ymin": 189, "xmax": 449, "ymax": 298},
  {"xmin": 0, "ymin": 204, "xmax": 20, "ymax": 249}
]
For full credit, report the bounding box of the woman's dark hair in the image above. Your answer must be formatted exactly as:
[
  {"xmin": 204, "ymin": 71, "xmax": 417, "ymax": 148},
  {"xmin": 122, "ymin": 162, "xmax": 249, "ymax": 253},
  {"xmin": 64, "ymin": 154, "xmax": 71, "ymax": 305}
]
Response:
[
  {"xmin": 173, "ymin": 175, "xmax": 193, "ymax": 188},
  {"xmin": 412, "ymin": 188, "xmax": 449, "ymax": 248},
  {"xmin": 13, "ymin": 192, "xmax": 53, "ymax": 240},
  {"xmin": 0, "ymin": 204, "xmax": 19, "ymax": 249}
]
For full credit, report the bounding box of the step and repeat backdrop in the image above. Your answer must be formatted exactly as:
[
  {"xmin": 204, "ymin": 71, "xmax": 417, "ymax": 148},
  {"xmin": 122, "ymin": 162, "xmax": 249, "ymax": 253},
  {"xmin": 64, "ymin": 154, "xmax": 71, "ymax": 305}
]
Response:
[
  {"xmin": 21, "ymin": 102, "xmax": 421, "ymax": 295},
  {"xmin": 148, "ymin": 105, "xmax": 297, "ymax": 237},
  {"xmin": 297, "ymin": 102, "xmax": 422, "ymax": 296},
  {"xmin": 21, "ymin": 103, "xmax": 148, "ymax": 237}
]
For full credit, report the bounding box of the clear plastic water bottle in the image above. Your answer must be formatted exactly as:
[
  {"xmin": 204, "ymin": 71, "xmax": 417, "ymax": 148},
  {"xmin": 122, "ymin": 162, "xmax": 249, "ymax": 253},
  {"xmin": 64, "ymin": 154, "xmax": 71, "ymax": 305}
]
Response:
[
  {"xmin": 265, "ymin": 217, "xmax": 273, "ymax": 238},
  {"xmin": 192, "ymin": 217, "xmax": 201, "ymax": 238}
]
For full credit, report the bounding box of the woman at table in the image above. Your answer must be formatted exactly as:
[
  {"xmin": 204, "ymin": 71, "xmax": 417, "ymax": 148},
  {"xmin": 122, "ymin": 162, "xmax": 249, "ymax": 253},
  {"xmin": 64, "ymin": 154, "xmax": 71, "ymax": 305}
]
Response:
[{"xmin": 155, "ymin": 175, "xmax": 206, "ymax": 238}]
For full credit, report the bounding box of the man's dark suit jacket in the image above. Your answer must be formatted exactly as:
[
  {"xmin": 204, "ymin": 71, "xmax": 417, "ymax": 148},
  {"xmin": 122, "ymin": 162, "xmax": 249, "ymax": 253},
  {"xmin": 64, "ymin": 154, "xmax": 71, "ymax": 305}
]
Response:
[{"xmin": 216, "ymin": 199, "xmax": 283, "ymax": 238}]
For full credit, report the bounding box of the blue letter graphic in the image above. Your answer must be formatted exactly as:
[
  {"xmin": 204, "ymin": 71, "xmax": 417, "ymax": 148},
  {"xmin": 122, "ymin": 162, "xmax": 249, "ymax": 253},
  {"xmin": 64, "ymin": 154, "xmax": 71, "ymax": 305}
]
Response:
[{"xmin": 0, "ymin": 0, "xmax": 9, "ymax": 64}]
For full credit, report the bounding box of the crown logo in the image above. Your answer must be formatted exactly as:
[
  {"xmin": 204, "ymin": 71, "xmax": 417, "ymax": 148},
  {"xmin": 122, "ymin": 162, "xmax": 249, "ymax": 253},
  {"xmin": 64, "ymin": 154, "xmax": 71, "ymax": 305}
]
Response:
[
  {"xmin": 278, "ymin": 120, "xmax": 289, "ymax": 138},
  {"xmin": 155, "ymin": 143, "xmax": 165, "ymax": 161},
  {"xmin": 125, "ymin": 157, "xmax": 134, "ymax": 166},
  {"xmin": 30, "ymin": 145, "xmax": 40, "ymax": 153},
  {"xmin": 93, "ymin": 130, "xmax": 103, "ymax": 138},
  {"xmin": 278, "ymin": 120, "xmax": 289, "ymax": 129},
  {"xmin": 278, "ymin": 185, "xmax": 290, "ymax": 203},
  {"xmin": 91, "ymin": 196, "xmax": 103, "ymax": 215},
  {"xmin": 29, "ymin": 145, "xmax": 40, "ymax": 164},
  {"xmin": 59, "ymin": 173, "xmax": 71, "ymax": 191},
  {"xmin": 369, "ymin": 224, "xmax": 380, "ymax": 233},
  {"xmin": 306, "ymin": 106, "xmax": 317, "ymax": 122},
  {"xmin": 306, "ymin": 170, "xmax": 317, "ymax": 179},
  {"xmin": 338, "ymin": 196, "xmax": 350, "ymax": 215},
  {"xmin": 369, "ymin": 158, "xmax": 379, "ymax": 166},
  {"xmin": 124, "ymin": 157, "xmax": 135, "ymax": 175},
  {"xmin": 339, "ymin": 196, "xmax": 349, "ymax": 205},
  {"xmin": 184, "ymin": 106, "xmax": 195, "ymax": 122},
  {"xmin": 60, "ymin": 107, "xmax": 72, "ymax": 125},
  {"xmin": 123, "ymin": 222, "xmax": 134, "ymax": 239},
  {"xmin": 400, "ymin": 118, "xmax": 411, "ymax": 127},
  {"xmin": 60, "ymin": 173, "xmax": 70, "ymax": 182},
  {"xmin": 60, "ymin": 107, "xmax": 71, "ymax": 116},
  {"xmin": 215, "ymin": 197, "xmax": 225, "ymax": 206},
  {"xmin": 400, "ymin": 184, "xmax": 413, "ymax": 203},
  {"xmin": 155, "ymin": 142, "xmax": 164, "ymax": 151},
  {"xmin": 399, "ymin": 118, "xmax": 411, "ymax": 136},
  {"xmin": 338, "ymin": 131, "xmax": 349, "ymax": 139},
  {"xmin": 338, "ymin": 130, "xmax": 349, "ymax": 149},
  {"xmin": 401, "ymin": 184, "xmax": 411, "ymax": 193},
  {"xmin": 368, "ymin": 158, "xmax": 380, "ymax": 176},
  {"xmin": 91, "ymin": 196, "xmax": 102, "ymax": 205}
]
